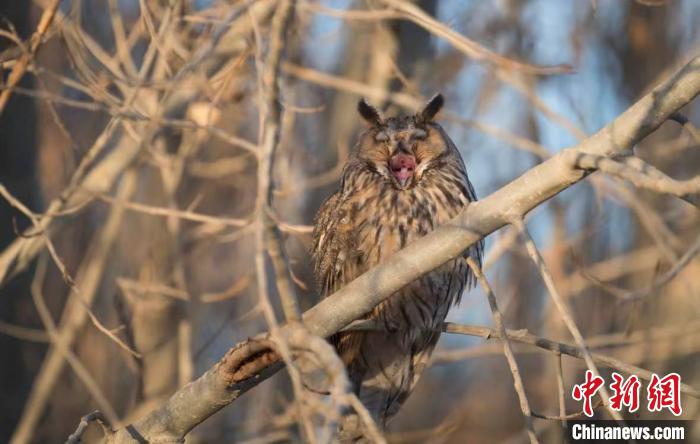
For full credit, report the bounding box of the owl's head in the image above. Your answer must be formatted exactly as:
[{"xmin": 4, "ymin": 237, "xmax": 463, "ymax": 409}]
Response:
[{"xmin": 355, "ymin": 94, "xmax": 458, "ymax": 190}]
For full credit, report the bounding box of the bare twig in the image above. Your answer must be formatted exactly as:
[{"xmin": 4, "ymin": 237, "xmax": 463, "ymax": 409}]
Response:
[
  {"xmin": 96, "ymin": 192, "xmax": 250, "ymax": 227},
  {"xmin": 11, "ymin": 172, "xmax": 137, "ymax": 444},
  {"xmin": 432, "ymin": 319, "xmax": 700, "ymax": 363},
  {"xmin": 253, "ymin": 0, "xmax": 302, "ymax": 324},
  {"xmin": 312, "ymin": 0, "xmax": 573, "ymax": 75},
  {"xmin": 514, "ymin": 219, "xmax": 623, "ymax": 421},
  {"xmin": 574, "ymin": 153, "xmax": 700, "ymax": 206},
  {"xmin": 0, "ymin": 321, "xmax": 49, "ymax": 343},
  {"xmin": 438, "ymin": 323, "xmax": 699, "ymax": 398},
  {"xmin": 65, "ymin": 410, "xmax": 114, "ymax": 444},
  {"xmin": 347, "ymin": 394, "xmax": 388, "ymax": 444},
  {"xmin": 531, "ymin": 399, "xmax": 604, "ymax": 421},
  {"xmin": 340, "ymin": 319, "xmax": 700, "ymax": 399},
  {"xmin": 0, "ymin": 0, "xmax": 62, "ymax": 116},
  {"xmin": 249, "ymin": 1, "xmax": 316, "ymax": 439},
  {"xmin": 27, "ymin": 256, "xmax": 120, "ymax": 436},
  {"xmin": 466, "ymin": 258, "xmax": 539, "ymax": 444},
  {"xmin": 0, "ymin": 184, "xmax": 139, "ymax": 358},
  {"xmin": 556, "ymin": 354, "xmax": 567, "ymax": 432}
]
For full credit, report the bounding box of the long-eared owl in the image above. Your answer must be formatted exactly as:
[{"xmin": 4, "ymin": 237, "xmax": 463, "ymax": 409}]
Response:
[{"xmin": 312, "ymin": 94, "xmax": 483, "ymax": 441}]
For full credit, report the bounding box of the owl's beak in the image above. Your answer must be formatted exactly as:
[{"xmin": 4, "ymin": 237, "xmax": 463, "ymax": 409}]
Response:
[{"xmin": 390, "ymin": 152, "xmax": 416, "ymax": 188}]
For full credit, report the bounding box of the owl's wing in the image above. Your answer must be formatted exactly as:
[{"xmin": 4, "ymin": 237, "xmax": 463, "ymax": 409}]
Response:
[
  {"xmin": 312, "ymin": 191, "xmax": 339, "ymax": 263},
  {"xmin": 311, "ymin": 191, "xmax": 366, "ymax": 365},
  {"xmin": 312, "ymin": 191, "xmax": 341, "ymax": 296}
]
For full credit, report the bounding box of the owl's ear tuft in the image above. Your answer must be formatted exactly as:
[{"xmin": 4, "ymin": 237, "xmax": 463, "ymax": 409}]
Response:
[
  {"xmin": 358, "ymin": 98, "xmax": 383, "ymax": 126},
  {"xmin": 418, "ymin": 93, "xmax": 444, "ymax": 122}
]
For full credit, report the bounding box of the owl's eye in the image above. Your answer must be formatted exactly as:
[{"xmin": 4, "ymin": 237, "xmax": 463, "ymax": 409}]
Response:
[
  {"xmin": 413, "ymin": 129, "xmax": 427, "ymax": 140},
  {"xmin": 375, "ymin": 131, "xmax": 389, "ymax": 142}
]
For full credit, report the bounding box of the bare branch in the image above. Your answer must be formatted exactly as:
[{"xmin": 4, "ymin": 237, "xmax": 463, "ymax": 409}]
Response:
[
  {"xmin": 65, "ymin": 410, "xmax": 114, "ymax": 444},
  {"xmin": 514, "ymin": 220, "xmax": 623, "ymax": 421},
  {"xmin": 314, "ymin": 0, "xmax": 574, "ymax": 75},
  {"xmin": 555, "ymin": 354, "xmax": 567, "ymax": 432},
  {"xmin": 11, "ymin": 172, "xmax": 138, "ymax": 444},
  {"xmin": 574, "ymin": 153, "xmax": 700, "ymax": 207},
  {"xmin": 466, "ymin": 258, "xmax": 539, "ymax": 444},
  {"xmin": 338, "ymin": 319, "xmax": 700, "ymax": 399},
  {"xmin": 0, "ymin": 0, "xmax": 62, "ymax": 116}
]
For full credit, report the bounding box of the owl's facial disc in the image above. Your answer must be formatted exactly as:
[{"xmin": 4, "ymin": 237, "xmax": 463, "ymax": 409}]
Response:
[{"xmin": 389, "ymin": 152, "xmax": 416, "ymax": 188}]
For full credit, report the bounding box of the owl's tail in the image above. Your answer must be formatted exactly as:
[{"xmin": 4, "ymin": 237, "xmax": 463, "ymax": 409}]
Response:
[{"xmin": 335, "ymin": 330, "xmax": 439, "ymax": 443}]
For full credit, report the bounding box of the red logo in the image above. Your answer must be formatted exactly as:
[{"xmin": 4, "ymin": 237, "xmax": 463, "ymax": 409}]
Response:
[
  {"xmin": 609, "ymin": 372, "xmax": 641, "ymax": 413},
  {"xmin": 572, "ymin": 370, "xmax": 604, "ymax": 417},
  {"xmin": 647, "ymin": 373, "xmax": 682, "ymax": 416}
]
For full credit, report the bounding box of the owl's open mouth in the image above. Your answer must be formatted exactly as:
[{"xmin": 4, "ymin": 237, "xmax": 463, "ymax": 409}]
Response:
[{"xmin": 390, "ymin": 153, "xmax": 417, "ymax": 188}]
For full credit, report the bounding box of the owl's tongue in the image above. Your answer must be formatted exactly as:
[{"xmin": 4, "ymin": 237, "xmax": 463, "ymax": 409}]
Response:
[{"xmin": 390, "ymin": 153, "xmax": 416, "ymax": 186}]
